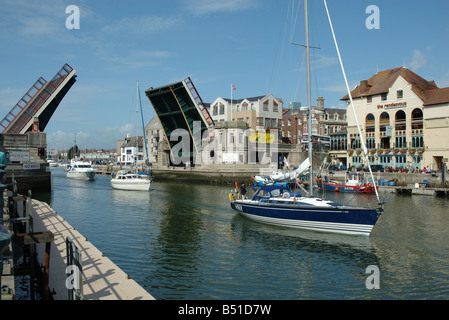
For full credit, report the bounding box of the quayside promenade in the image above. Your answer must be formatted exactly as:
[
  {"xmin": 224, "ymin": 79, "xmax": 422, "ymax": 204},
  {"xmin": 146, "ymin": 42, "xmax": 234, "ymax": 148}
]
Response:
[{"xmin": 5, "ymin": 194, "xmax": 155, "ymax": 300}]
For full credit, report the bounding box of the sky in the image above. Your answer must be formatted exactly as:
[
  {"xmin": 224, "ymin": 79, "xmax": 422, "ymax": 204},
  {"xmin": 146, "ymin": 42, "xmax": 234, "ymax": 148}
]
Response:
[{"xmin": 1, "ymin": 0, "xmax": 449, "ymax": 150}]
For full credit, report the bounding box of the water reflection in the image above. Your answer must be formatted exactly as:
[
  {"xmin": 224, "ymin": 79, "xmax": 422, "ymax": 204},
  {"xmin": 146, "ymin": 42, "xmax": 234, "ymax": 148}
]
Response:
[{"xmin": 229, "ymin": 215, "xmax": 380, "ymax": 299}]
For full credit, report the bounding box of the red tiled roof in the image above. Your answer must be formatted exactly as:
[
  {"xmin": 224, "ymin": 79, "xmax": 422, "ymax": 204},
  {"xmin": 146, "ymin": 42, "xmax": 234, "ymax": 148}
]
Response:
[
  {"xmin": 341, "ymin": 67, "xmax": 449, "ymax": 105},
  {"xmin": 421, "ymin": 87, "xmax": 449, "ymax": 106}
]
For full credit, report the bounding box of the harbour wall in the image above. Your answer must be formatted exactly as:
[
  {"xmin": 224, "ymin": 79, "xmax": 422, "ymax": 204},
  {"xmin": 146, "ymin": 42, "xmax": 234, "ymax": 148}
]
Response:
[
  {"xmin": 94, "ymin": 163, "xmax": 275, "ymax": 186},
  {"xmin": 2, "ymin": 132, "xmax": 51, "ymax": 193},
  {"xmin": 329, "ymin": 170, "xmax": 448, "ymax": 188},
  {"xmin": 94, "ymin": 164, "xmax": 448, "ymax": 188}
]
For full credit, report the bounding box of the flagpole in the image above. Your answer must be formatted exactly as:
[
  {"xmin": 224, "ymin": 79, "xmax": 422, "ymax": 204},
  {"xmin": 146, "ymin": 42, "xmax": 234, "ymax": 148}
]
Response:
[{"xmin": 231, "ymin": 84, "xmax": 233, "ymax": 114}]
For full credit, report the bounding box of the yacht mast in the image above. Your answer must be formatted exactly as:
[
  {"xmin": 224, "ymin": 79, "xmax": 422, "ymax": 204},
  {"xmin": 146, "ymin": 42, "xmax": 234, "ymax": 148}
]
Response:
[
  {"xmin": 305, "ymin": 0, "xmax": 313, "ymax": 197},
  {"xmin": 136, "ymin": 80, "xmax": 139, "ymax": 172}
]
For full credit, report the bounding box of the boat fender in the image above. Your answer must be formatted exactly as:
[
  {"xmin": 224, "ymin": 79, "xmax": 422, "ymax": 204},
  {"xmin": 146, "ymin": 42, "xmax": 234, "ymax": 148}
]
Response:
[{"xmin": 229, "ymin": 193, "xmax": 236, "ymax": 202}]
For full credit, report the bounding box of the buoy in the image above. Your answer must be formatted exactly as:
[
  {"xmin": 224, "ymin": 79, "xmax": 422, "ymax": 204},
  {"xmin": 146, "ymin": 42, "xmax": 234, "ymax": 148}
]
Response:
[
  {"xmin": 335, "ymin": 187, "xmax": 339, "ymax": 192},
  {"xmin": 228, "ymin": 193, "xmax": 236, "ymax": 202}
]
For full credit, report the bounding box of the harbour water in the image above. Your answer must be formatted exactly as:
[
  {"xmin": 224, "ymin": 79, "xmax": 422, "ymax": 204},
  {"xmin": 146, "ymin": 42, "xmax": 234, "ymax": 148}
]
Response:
[{"xmin": 33, "ymin": 167, "xmax": 449, "ymax": 300}]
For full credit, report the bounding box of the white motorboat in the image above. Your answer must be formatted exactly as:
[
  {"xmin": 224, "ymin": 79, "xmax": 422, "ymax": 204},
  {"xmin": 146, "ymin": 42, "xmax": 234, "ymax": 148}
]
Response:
[
  {"xmin": 110, "ymin": 170, "xmax": 151, "ymax": 191},
  {"xmin": 66, "ymin": 159, "xmax": 96, "ymax": 181},
  {"xmin": 47, "ymin": 159, "xmax": 58, "ymax": 167}
]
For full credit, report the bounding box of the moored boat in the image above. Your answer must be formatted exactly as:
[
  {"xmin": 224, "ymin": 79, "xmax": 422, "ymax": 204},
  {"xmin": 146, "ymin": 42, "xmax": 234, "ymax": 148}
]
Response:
[{"xmin": 318, "ymin": 172, "xmax": 376, "ymax": 193}]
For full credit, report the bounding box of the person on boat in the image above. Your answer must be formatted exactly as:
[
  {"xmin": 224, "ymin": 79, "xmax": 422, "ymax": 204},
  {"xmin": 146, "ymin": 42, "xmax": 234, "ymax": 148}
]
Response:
[{"xmin": 240, "ymin": 183, "xmax": 248, "ymax": 199}]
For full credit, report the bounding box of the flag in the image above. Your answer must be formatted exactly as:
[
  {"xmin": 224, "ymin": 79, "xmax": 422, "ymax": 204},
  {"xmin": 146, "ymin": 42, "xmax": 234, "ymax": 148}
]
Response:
[{"xmin": 231, "ymin": 84, "xmax": 236, "ymax": 90}]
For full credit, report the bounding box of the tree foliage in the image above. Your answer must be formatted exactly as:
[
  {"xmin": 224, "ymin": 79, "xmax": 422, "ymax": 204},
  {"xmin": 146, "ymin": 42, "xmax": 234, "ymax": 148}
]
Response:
[{"xmin": 68, "ymin": 145, "xmax": 80, "ymax": 160}]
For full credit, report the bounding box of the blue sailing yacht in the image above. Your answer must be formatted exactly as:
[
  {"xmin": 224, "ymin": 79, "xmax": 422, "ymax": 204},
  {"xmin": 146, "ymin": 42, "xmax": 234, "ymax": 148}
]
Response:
[{"xmin": 229, "ymin": 0, "xmax": 383, "ymax": 236}]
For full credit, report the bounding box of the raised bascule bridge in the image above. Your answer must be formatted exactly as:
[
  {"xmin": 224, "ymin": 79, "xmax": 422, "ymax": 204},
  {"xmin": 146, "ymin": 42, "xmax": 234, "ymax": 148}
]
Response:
[
  {"xmin": 1, "ymin": 64, "xmax": 76, "ymax": 134},
  {"xmin": 0, "ymin": 63, "xmax": 77, "ymax": 192},
  {"xmin": 145, "ymin": 77, "xmax": 214, "ymax": 167}
]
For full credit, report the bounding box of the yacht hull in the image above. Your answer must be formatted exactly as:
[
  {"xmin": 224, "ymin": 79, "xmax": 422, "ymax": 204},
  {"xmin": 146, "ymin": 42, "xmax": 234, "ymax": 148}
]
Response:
[{"xmin": 231, "ymin": 201, "xmax": 379, "ymax": 236}]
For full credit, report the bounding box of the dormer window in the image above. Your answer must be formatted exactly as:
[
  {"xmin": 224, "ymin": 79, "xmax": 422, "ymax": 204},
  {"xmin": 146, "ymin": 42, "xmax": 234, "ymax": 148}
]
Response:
[
  {"xmin": 367, "ymin": 95, "xmax": 372, "ymax": 103},
  {"xmin": 381, "ymin": 93, "xmax": 388, "ymax": 101},
  {"xmin": 397, "ymin": 89, "xmax": 403, "ymax": 99}
]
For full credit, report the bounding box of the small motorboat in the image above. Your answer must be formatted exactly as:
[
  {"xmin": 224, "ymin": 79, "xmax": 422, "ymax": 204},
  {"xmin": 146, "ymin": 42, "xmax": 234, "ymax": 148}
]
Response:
[{"xmin": 110, "ymin": 170, "xmax": 151, "ymax": 191}]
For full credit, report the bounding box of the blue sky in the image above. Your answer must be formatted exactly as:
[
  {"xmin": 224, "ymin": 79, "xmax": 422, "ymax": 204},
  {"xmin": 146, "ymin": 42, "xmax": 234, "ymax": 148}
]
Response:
[{"xmin": 1, "ymin": 0, "xmax": 449, "ymax": 150}]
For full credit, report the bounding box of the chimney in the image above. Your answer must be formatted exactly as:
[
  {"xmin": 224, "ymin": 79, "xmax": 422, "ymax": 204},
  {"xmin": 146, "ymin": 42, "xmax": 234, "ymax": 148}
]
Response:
[
  {"xmin": 317, "ymin": 97, "xmax": 325, "ymax": 110},
  {"xmin": 360, "ymin": 80, "xmax": 368, "ymax": 92}
]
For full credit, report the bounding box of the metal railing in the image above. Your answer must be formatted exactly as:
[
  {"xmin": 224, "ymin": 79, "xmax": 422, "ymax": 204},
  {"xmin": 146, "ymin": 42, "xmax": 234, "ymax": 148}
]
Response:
[{"xmin": 66, "ymin": 237, "xmax": 83, "ymax": 300}]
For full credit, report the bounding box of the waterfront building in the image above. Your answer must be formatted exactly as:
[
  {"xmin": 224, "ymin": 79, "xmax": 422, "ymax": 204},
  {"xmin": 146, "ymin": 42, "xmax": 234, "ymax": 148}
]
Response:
[
  {"xmin": 116, "ymin": 135, "xmax": 145, "ymax": 165},
  {"xmin": 342, "ymin": 66, "xmax": 449, "ymax": 171},
  {"xmin": 209, "ymin": 94, "xmax": 283, "ymax": 133},
  {"xmin": 318, "ymin": 97, "xmax": 348, "ymax": 166},
  {"xmin": 145, "ymin": 116, "xmax": 166, "ymax": 164},
  {"xmin": 281, "ymin": 97, "xmax": 340, "ymax": 157},
  {"xmin": 281, "ymin": 105, "xmax": 302, "ymax": 145}
]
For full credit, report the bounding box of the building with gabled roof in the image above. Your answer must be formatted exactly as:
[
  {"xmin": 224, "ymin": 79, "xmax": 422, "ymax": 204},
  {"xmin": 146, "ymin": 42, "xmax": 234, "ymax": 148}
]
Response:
[
  {"xmin": 209, "ymin": 94, "xmax": 283, "ymax": 132},
  {"xmin": 341, "ymin": 66, "xmax": 449, "ymax": 172}
]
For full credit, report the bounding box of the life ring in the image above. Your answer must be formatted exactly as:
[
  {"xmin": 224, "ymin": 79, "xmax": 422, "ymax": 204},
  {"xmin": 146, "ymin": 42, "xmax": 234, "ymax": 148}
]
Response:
[{"xmin": 229, "ymin": 193, "xmax": 236, "ymax": 202}]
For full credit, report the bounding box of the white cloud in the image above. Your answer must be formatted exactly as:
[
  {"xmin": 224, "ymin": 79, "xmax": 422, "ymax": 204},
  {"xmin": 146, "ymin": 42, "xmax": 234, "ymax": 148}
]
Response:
[
  {"xmin": 409, "ymin": 49, "xmax": 427, "ymax": 71},
  {"xmin": 312, "ymin": 55, "xmax": 338, "ymax": 69},
  {"xmin": 182, "ymin": 0, "xmax": 260, "ymax": 16}
]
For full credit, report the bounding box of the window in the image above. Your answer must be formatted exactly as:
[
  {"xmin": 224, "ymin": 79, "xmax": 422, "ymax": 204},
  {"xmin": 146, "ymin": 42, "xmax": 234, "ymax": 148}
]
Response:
[
  {"xmin": 273, "ymin": 101, "xmax": 279, "ymax": 112},
  {"xmin": 287, "ymin": 119, "xmax": 292, "ymax": 126},
  {"xmin": 397, "ymin": 89, "xmax": 403, "ymax": 99},
  {"xmin": 263, "ymin": 101, "xmax": 269, "ymax": 111},
  {"xmin": 219, "ymin": 104, "xmax": 225, "ymax": 115},
  {"xmin": 367, "ymin": 96, "xmax": 372, "ymax": 103},
  {"xmin": 366, "ymin": 138, "xmax": 375, "ymax": 149},
  {"xmin": 265, "ymin": 118, "xmax": 271, "ymax": 127},
  {"xmin": 381, "ymin": 93, "xmax": 388, "ymax": 101}
]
